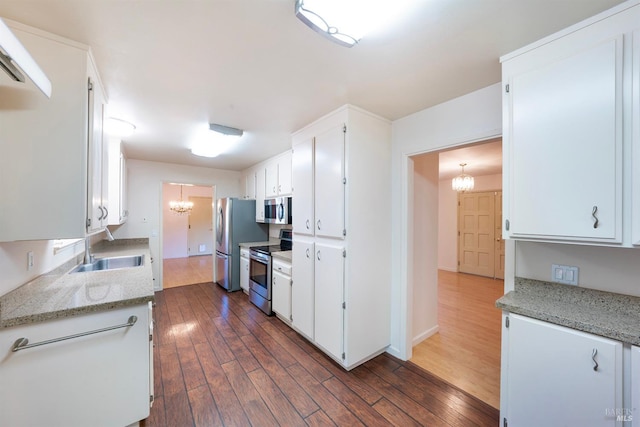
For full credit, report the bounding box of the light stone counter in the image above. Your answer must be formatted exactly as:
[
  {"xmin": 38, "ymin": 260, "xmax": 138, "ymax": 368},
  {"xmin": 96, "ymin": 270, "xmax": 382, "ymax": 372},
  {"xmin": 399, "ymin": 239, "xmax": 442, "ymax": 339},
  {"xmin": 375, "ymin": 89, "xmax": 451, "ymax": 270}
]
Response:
[
  {"xmin": 272, "ymin": 250, "xmax": 292, "ymax": 262},
  {"xmin": 239, "ymin": 240, "xmax": 278, "ymax": 248},
  {"xmin": 0, "ymin": 238, "xmax": 154, "ymax": 329},
  {"xmin": 496, "ymin": 277, "xmax": 640, "ymax": 345}
]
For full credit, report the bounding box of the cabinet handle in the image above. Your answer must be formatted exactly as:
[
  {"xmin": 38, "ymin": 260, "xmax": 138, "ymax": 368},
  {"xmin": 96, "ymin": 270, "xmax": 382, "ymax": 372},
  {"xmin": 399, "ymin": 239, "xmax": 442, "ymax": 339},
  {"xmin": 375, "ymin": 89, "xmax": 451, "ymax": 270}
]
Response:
[
  {"xmin": 273, "ymin": 186, "xmax": 276, "ymax": 193},
  {"xmin": 306, "ymin": 219, "xmax": 310, "ymax": 230},
  {"xmin": 592, "ymin": 206, "xmax": 599, "ymax": 229},
  {"xmin": 306, "ymin": 248, "xmax": 310, "ymax": 258},
  {"xmin": 103, "ymin": 206, "xmax": 108, "ymax": 219},
  {"xmin": 592, "ymin": 348, "xmax": 598, "ymax": 371},
  {"xmin": 317, "ymin": 219, "xmax": 321, "ymax": 230},
  {"xmin": 11, "ymin": 315, "xmax": 138, "ymax": 352},
  {"xmin": 317, "ymin": 250, "xmax": 321, "ymax": 261},
  {"xmin": 97, "ymin": 206, "xmax": 104, "ymax": 221}
]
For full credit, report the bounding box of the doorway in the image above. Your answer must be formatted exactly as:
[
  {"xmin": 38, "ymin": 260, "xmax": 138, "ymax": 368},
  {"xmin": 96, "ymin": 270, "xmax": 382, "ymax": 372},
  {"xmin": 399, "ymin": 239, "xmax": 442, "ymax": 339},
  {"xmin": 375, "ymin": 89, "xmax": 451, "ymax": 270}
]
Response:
[
  {"xmin": 161, "ymin": 183, "xmax": 214, "ymax": 289},
  {"xmin": 409, "ymin": 138, "xmax": 503, "ymax": 409}
]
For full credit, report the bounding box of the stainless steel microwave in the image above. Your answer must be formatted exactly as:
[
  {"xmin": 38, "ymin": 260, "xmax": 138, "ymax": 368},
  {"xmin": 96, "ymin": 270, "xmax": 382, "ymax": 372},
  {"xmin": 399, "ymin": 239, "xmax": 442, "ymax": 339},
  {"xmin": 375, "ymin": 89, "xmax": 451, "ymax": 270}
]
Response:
[{"xmin": 264, "ymin": 197, "xmax": 292, "ymax": 224}]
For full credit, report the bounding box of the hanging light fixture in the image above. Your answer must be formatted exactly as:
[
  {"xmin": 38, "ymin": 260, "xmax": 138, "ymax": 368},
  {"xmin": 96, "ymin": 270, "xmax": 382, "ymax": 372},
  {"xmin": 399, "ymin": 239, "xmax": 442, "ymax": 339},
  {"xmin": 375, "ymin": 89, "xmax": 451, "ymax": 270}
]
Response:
[
  {"xmin": 169, "ymin": 184, "xmax": 194, "ymax": 215},
  {"xmin": 452, "ymin": 163, "xmax": 475, "ymax": 192}
]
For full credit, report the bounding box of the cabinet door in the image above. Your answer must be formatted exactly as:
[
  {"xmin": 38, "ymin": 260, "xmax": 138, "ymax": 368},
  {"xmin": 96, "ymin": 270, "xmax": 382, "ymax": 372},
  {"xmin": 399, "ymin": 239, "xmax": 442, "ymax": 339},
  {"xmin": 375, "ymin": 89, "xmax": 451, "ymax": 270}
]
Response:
[
  {"xmin": 315, "ymin": 126, "xmax": 345, "ymax": 239},
  {"xmin": 506, "ymin": 314, "xmax": 622, "ymax": 427},
  {"xmin": 632, "ymin": 346, "xmax": 640, "ymax": 425},
  {"xmin": 255, "ymin": 168, "xmax": 266, "ymax": 222},
  {"xmin": 505, "ymin": 36, "xmax": 622, "ymax": 243},
  {"xmin": 239, "ymin": 255, "xmax": 250, "ymax": 292},
  {"xmin": 272, "ymin": 270, "xmax": 291, "ymax": 321},
  {"xmin": 292, "ymin": 138, "xmax": 314, "ymax": 236},
  {"xmin": 314, "ymin": 242, "xmax": 345, "ymax": 362},
  {"xmin": 0, "ymin": 305, "xmax": 150, "ymax": 426},
  {"xmin": 244, "ymin": 171, "xmax": 256, "ymax": 200},
  {"xmin": 292, "ymin": 239, "xmax": 314, "ymax": 339},
  {"xmin": 632, "ymin": 30, "xmax": 640, "ymax": 246},
  {"xmin": 265, "ymin": 161, "xmax": 278, "ymax": 198},
  {"xmin": 86, "ymin": 70, "xmax": 107, "ymax": 233},
  {"xmin": 278, "ymin": 150, "xmax": 293, "ymax": 196}
]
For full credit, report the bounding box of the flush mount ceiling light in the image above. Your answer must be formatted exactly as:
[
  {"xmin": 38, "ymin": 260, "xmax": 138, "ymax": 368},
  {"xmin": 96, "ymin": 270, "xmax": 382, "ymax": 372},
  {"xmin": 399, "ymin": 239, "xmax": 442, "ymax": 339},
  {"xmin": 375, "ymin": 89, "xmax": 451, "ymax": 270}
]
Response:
[
  {"xmin": 190, "ymin": 123, "xmax": 243, "ymax": 158},
  {"xmin": 295, "ymin": 0, "xmax": 362, "ymax": 47},
  {"xmin": 169, "ymin": 184, "xmax": 194, "ymax": 215},
  {"xmin": 0, "ymin": 17, "xmax": 51, "ymax": 97},
  {"xmin": 452, "ymin": 163, "xmax": 475, "ymax": 192},
  {"xmin": 105, "ymin": 117, "xmax": 136, "ymax": 137}
]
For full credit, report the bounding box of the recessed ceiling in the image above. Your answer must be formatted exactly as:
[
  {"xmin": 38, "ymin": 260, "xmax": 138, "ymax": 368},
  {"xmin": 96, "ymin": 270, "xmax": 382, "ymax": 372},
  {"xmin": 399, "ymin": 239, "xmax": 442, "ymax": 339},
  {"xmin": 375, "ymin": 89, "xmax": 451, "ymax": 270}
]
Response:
[{"xmin": 0, "ymin": 0, "xmax": 625, "ymax": 171}]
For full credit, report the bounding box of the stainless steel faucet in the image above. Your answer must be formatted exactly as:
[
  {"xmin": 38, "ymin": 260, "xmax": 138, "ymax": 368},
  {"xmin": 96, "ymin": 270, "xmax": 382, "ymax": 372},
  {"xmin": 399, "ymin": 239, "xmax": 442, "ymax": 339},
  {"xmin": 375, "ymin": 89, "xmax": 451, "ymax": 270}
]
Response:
[{"xmin": 84, "ymin": 228, "xmax": 115, "ymax": 264}]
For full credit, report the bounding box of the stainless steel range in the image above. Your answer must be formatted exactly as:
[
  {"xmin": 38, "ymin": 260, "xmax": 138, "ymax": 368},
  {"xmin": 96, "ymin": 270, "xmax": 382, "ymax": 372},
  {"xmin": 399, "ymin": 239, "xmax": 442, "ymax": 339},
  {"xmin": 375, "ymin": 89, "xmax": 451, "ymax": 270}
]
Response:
[{"xmin": 249, "ymin": 229, "xmax": 292, "ymax": 315}]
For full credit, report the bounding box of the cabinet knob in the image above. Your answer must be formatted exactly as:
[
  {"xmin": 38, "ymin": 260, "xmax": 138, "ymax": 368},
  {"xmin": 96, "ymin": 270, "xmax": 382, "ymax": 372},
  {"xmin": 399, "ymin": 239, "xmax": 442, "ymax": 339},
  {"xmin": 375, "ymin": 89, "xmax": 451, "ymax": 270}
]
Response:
[
  {"xmin": 317, "ymin": 220, "xmax": 321, "ymax": 230},
  {"xmin": 306, "ymin": 248, "xmax": 310, "ymax": 258},
  {"xmin": 306, "ymin": 219, "xmax": 310, "ymax": 230},
  {"xmin": 317, "ymin": 251, "xmax": 321, "ymax": 261}
]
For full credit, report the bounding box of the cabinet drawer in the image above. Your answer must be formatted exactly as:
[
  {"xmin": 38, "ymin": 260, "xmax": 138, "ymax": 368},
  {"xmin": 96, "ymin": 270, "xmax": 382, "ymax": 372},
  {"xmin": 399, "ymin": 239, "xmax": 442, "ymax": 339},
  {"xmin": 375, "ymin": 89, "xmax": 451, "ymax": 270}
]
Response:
[
  {"xmin": 240, "ymin": 248, "xmax": 250, "ymax": 259},
  {"xmin": 273, "ymin": 258, "xmax": 291, "ymax": 276}
]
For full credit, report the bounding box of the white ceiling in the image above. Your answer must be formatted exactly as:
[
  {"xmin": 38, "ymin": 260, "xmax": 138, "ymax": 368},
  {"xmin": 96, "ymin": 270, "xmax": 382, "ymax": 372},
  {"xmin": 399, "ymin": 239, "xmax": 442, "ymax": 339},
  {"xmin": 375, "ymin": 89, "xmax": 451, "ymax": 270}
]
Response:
[{"xmin": 0, "ymin": 0, "xmax": 625, "ymax": 171}]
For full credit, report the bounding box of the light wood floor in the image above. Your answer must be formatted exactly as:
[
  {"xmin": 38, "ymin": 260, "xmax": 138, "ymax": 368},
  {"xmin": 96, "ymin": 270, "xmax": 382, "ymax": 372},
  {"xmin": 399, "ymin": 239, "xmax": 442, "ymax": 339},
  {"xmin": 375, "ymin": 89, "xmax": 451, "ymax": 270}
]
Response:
[
  {"xmin": 163, "ymin": 256, "xmax": 213, "ymax": 289},
  {"xmin": 142, "ymin": 283, "xmax": 499, "ymax": 426},
  {"xmin": 410, "ymin": 270, "xmax": 504, "ymax": 409}
]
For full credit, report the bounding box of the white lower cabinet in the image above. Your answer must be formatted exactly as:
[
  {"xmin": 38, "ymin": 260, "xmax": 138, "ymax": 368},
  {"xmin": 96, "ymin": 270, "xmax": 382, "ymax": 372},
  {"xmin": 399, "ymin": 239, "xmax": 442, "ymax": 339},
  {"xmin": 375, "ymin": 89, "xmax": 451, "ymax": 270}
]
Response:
[
  {"xmin": 632, "ymin": 346, "xmax": 640, "ymax": 426},
  {"xmin": 240, "ymin": 248, "xmax": 250, "ymax": 293},
  {"xmin": 504, "ymin": 313, "xmax": 622, "ymax": 427},
  {"xmin": 313, "ymin": 242, "xmax": 345, "ymax": 361},
  {"xmin": 292, "ymin": 239, "xmax": 315, "ymax": 340},
  {"xmin": 272, "ymin": 258, "xmax": 292, "ymax": 322},
  {"xmin": 0, "ymin": 303, "xmax": 152, "ymax": 427}
]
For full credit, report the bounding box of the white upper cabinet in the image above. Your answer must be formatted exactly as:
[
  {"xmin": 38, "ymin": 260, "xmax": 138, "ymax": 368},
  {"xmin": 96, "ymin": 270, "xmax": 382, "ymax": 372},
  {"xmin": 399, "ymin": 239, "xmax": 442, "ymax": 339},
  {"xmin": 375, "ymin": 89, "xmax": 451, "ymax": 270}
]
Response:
[
  {"xmin": 255, "ymin": 167, "xmax": 266, "ymax": 222},
  {"xmin": 501, "ymin": 2, "xmax": 640, "ymax": 246},
  {"xmin": 632, "ymin": 29, "xmax": 640, "ymax": 246},
  {"xmin": 108, "ymin": 138, "xmax": 128, "ymax": 225},
  {"xmin": 265, "ymin": 150, "xmax": 292, "ymax": 198},
  {"xmin": 0, "ymin": 22, "xmax": 108, "ymax": 241},
  {"xmin": 86, "ymin": 61, "xmax": 109, "ymax": 233},
  {"xmin": 314, "ymin": 126, "xmax": 346, "ymax": 239},
  {"xmin": 292, "ymin": 138, "xmax": 314, "ymax": 236}
]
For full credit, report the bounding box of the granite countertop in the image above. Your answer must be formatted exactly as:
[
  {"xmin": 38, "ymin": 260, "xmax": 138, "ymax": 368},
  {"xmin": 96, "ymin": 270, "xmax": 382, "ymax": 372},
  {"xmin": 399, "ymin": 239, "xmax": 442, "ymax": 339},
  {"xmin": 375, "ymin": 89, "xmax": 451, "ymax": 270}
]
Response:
[
  {"xmin": 0, "ymin": 238, "xmax": 154, "ymax": 329},
  {"xmin": 272, "ymin": 250, "xmax": 292, "ymax": 262},
  {"xmin": 496, "ymin": 277, "xmax": 640, "ymax": 346}
]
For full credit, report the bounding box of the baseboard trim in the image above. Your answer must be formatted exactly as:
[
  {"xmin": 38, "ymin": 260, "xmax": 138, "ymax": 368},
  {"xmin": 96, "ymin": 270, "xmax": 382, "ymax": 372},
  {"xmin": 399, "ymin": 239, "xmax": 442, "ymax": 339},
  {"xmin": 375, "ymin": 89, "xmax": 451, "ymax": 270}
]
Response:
[{"xmin": 412, "ymin": 325, "xmax": 439, "ymax": 346}]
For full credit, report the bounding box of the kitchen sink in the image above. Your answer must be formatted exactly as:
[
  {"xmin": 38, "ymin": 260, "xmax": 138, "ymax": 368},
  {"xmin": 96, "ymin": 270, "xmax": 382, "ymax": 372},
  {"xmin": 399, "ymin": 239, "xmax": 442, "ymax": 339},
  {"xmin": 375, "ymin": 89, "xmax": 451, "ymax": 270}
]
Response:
[{"xmin": 71, "ymin": 255, "xmax": 144, "ymax": 273}]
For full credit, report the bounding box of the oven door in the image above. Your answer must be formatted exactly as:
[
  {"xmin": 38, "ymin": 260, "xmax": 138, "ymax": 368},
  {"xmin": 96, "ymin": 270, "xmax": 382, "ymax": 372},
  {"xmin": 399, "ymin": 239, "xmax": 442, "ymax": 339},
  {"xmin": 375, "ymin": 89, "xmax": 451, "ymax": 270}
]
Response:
[{"xmin": 249, "ymin": 254, "xmax": 271, "ymax": 300}]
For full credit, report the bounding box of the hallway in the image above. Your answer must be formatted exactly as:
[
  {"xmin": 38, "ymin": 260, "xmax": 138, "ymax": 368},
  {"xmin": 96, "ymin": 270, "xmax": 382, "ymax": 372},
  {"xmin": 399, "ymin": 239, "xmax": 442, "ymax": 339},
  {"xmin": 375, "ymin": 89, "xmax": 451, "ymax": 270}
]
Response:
[
  {"xmin": 163, "ymin": 256, "xmax": 213, "ymax": 289},
  {"xmin": 411, "ymin": 270, "xmax": 503, "ymax": 409}
]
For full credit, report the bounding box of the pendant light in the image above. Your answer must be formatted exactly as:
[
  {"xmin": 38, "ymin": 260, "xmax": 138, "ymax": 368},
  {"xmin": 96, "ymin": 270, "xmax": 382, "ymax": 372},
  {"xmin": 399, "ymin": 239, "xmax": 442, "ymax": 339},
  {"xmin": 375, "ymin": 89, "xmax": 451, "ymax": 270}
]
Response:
[
  {"xmin": 169, "ymin": 185, "xmax": 194, "ymax": 215},
  {"xmin": 452, "ymin": 163, "xmax": 474, "ymax": 192}
]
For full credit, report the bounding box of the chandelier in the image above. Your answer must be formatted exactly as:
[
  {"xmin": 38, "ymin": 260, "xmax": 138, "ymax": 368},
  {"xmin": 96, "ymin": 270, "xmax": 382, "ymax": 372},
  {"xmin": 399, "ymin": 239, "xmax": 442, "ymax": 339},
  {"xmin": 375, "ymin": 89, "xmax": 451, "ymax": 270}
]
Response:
[
  {"xmin": 452, "ymin": 163, "xmax": 474, "ymax": 192},
  {"xmin": 169, "ymin": 185, "xmax": 193, "ymax": 215}
]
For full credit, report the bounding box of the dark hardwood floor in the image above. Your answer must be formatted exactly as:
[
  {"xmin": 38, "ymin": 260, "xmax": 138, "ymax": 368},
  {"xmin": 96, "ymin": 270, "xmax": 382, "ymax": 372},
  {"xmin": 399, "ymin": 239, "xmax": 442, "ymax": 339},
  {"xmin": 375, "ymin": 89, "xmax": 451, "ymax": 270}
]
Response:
[{"xmin": 142, "ymin": 282, "xmax": 499, "ymax": 426}]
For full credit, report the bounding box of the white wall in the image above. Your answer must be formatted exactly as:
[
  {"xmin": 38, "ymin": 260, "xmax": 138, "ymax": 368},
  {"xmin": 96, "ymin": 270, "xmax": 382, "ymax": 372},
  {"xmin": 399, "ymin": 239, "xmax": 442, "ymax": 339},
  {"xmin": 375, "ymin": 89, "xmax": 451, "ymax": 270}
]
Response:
[
  {"xmin": 390, "ymin": 83, "xmax": 503, "ymax": 360},
  {"xmin": 114, "ymin": 159, "xmax": 242, "ymax": 290},
  {"xmin": 0, "ymin": 240, "xmax": 85, "ymax": 297},
  {"xmin": 412, "ymin": 153, "xmax": 440, "ymax": 345},
  {"xmin": 162, "ymin": 184, "xmax": 213, "ymax": 259},
  {"xmin": 438, "ymin": 173, "xmax": 502, "ymax": 272}
]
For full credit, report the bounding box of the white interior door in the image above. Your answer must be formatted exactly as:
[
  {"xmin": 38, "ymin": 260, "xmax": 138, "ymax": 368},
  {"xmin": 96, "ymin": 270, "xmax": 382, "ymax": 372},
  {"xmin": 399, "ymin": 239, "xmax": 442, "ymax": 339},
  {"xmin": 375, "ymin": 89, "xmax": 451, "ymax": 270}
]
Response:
[
  {"xmin": 188, "ymin": 196, "xmax": 213, "ymax": 256},
  {"xmin": 458, "ymin": 191, "xmax": 495, "ymax": 277}
]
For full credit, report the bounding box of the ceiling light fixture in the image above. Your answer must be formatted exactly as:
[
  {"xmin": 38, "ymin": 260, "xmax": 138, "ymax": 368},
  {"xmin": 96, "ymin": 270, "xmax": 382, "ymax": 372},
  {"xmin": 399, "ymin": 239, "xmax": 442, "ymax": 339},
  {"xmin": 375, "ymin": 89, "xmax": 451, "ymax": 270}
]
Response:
[
  {"xmin": 0, "ymin": 17, "xmax": 51, "ymax": 97},
  {"xmin": 105, "ymin": 117, "xmax": 136, "ymax": 137},
  {"xmin": 169, "ymin": 184, "xmax": 194, "ymax": 215},
  {"xmin": 452, "ymin": 163, "xmax": 475, "ymax": 192},
  {"xmin": 190, "ymin": 123, "xmax": 243, "ymax": 158},
  {"xmin": 295, "ymin": 0, "xmax": 362, "ymax": 47}
]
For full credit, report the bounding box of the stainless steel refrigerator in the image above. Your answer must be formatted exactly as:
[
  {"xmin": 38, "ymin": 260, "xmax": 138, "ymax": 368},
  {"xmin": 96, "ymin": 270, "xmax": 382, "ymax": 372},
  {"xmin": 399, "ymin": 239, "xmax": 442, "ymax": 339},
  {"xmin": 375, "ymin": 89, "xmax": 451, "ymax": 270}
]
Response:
[{"xmin": 215, "ymin": 198, "xmax": 268, "ymax": 291}]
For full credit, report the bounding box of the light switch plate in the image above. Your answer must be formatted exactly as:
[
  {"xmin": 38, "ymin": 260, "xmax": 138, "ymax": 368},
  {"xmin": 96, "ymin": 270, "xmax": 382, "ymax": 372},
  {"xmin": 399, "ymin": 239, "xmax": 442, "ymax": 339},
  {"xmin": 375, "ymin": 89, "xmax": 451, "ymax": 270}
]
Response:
[{"xmin": 551, "ymin": 264, "xmax": 579, "ymax": 286}]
